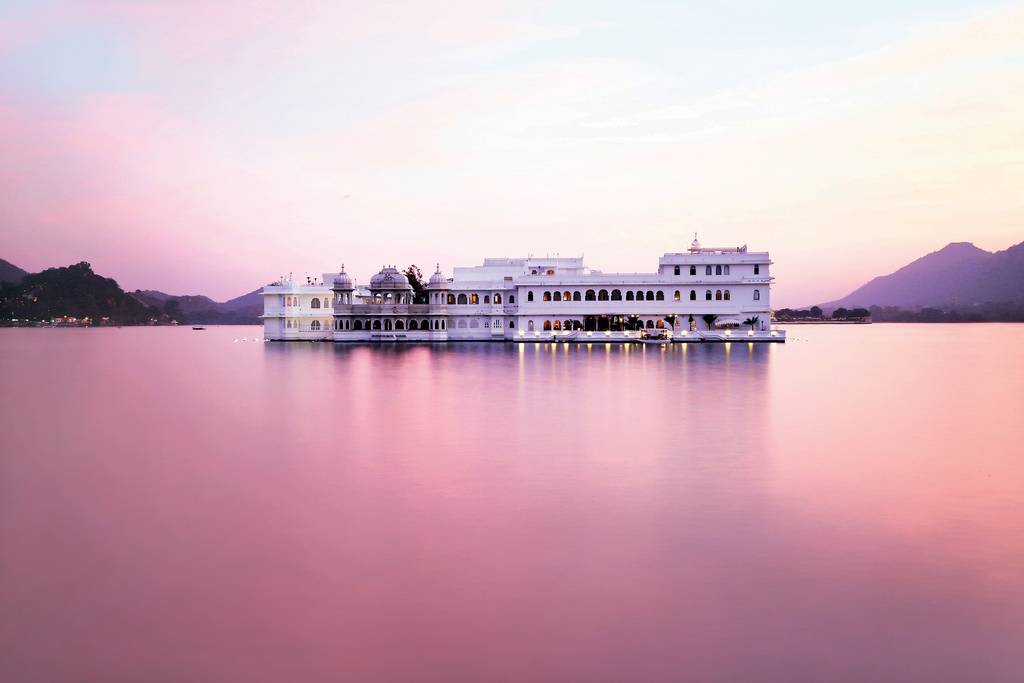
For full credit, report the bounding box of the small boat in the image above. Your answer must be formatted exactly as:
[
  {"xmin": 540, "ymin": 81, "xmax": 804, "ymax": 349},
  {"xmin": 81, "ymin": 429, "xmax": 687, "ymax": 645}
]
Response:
[
  {"xmin": 639, "ymin": 330, "xmax": 671, "ymax": 345},
  {"xmin": 192, "ymin": 327, "xmax": 206, "ymax": 331}
]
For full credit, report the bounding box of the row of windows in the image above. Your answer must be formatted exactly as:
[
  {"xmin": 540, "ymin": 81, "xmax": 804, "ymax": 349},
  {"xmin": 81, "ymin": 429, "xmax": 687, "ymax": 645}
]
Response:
[
  {"xmin": 343, "ymin": 319, "xmax": 448, "ymax": 331},
  {"xmin": 670, "ymin": 264, "xmax": 761, "ymax": 276},
  {"xmin": 526, "ymin": 288, "xmax": 761, "ymax": 302},
  {"xmin": 446, "ymin": 293, "xmax": 512, "ymax": 305}
]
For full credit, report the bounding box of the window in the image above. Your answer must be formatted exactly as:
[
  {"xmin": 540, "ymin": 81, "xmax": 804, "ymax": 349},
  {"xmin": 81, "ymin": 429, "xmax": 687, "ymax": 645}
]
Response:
[
  {"xmin": 754, "ymin": 265, "xmax": 760, "ymax": 275},
  {"xmin": 372, "ymin": 320, "xmax": 381, "ymax": 329},
  {"xmin": 470, "ymin": 293, "xmax": 479, "ymax": 305},
  {"xmin": 706, "ymin": 266, "xmax": 712, "ymax": 276},
  {"xmin": 626, "ymin": 291, "xmax": 634, "ymax": 301},
  {"xmin": 656, "ymin": 291, "xmax": 665, "ymax": 301},
  {"xmin": 483, "ymin": 295, "xmax": 490, "ymax": 304},
  {"xmin": 553, "ymin": 291, "xmax": 561, "ymax": 302},
  {"xmin": 724, "ymin": 265, "xmax": 730, "ymax": 275},
  {"xmin": 384, "ymin": 320, "xmax": 392, "ymax": 331},
  {"xmin": 528, "ymin": 320, "xmax": 535, "ymax": 331},
  {"xmin": 457, "ymin": 319, "xmax": 467, "ymax": 328},
  {"xmin": 543, "ymin": 320, "xmax": 552, "ymax": 331},
  {"xmin": 409, "ymin": 320, "xmax": 418, "ymax": 330},
  {"xmin": 690, "ymin": 265, "xmax": 696, "ymax": 275},
  {"xmin": 715, "ymin": 290, "xmax": 722, "ymax": 300},
  {"xmin": 311, "ymin": 298, "xmax": 321, "ymax": 309},
  {"xmin": 494, "ymin": 293, "xmax": 502, "ymax": 304},
  {"xmin": 470, "ymin": 319, "xmax": 479, "ymax": 328},
  {"xmin": 553, "ymin": 320, "xmax": 562, "ymax": 331},
  {"xmin": 753, "ymin": 289, "xmax": 761, "ymax": 301},
  {"xmin": 572, "ymin": 291, "xmax": 581, "ymax": 301},
  {"xmin": 509, "ymin": 295, "xmax": 515, "ymax": 304},
  {"xmin": 442, "ymin": 320, "xmax": 446, "ymax": 329},
  {"xmin": 509, "ymin": 321, "xmax": 514, "ymax": 328},
  {"xmin": 705, "ymin": 290, "xmax": 712, "ymax": 300},
  {"xmin": 715, "ymin": 265, "xmax": 722, "ymax": 275},
  {"xmin": 585, "ymin": 290, "xmax": 596, "ymax": 301},
  {"xmin": 724, "ymin": 290, "xmax": 731, "ymax": 301},
  {"xmin": 457, "ymin": 293, "xmax": 467, "ymax": 304},
  {"xmin": 563, "ymin": 291, "xmax": 571, "ymax": 301},
  {"xmin": 690, "ymin": 290, "xmax": 696, "ymax": 301},
  {"xmin": 611, "ymin": 289, "xmax": 622, "ymax": 301},
  {"xmin": 447, "ymin": 293, "xmax": 455, "ymax": 304},
  {"xmin": 598, "ymin": 289, "xmax": 609, "ymax": 301},
  {"xmin": 544, "ymin": 291, "xmax": 552, "ymax": 302},
  {"xmin": 674, "ymin": 265, "xmax": 680, "ymax": 275},
  {"xmin": 395, "ymin": 320, "xmax": 405, "ymax": 330},
  {"xmin": 645, "ymin": 291, "xmax": 654, "ymax": 301},
  {"xmin": 646, "ymin": 320, "xmax": 654, "ymax": 329},
  {"xmin": 674, "ymin": 290, "xmax": 681, "ymax": 301},
  {"xmin": 546, "ymin": 269, "xmax": 555, "ymax": 275},
  {"xmin": 527, "ymin": 292, "xmax": 534, "ymax": 302}
]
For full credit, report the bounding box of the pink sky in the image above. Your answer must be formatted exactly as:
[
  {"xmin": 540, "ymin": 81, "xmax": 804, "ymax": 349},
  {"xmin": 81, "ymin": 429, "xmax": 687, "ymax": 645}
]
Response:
[{"xmin": 1, "ymin": 1, "xmax": 1021, "ymax": 305}]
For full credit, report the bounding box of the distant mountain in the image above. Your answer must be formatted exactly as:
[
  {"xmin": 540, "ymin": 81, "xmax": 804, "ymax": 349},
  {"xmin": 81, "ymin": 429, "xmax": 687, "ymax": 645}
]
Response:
[
  {"xmin": 822, "ymin": 241, "xmax": 1024, "ymax": 311},
  {"xmin": 130, "ymin": 287, "xmax": 262, "ymax": 324},
  {"xmin": 0, "ymin": 258, "xmax": 27, "ymax": 285},
  {"xmin": 0, "ymin": 262, "xmax": 155, "ymax": 323}
]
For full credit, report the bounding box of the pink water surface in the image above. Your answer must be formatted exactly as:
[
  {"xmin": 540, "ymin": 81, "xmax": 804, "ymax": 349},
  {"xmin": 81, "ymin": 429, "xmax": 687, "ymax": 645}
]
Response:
[{"xmin": 1, "ymin": 324, "xmax": 1022, "ymax": 681}]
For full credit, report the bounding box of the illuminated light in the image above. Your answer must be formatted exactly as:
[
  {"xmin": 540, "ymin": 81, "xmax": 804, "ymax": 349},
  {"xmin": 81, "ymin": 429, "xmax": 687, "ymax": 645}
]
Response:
[
  {"xmin": 770, "ymin": 331, "xmax": 778, "ymax": 337},
  {"xmin": 725, "ymin": 329, "xmax": 733, "ymax": 336},
  {"xmin": 747, "ymin": 330, "xmax": 754, "ymax": 336},
  {"xmin": 604, "ymin": 331, "xmax": 611, "ymax": 336},
  {"xmin": 587, "ymin": 331, "xmax": 593, "ymax": 337},
  {"xmin": 518, "ymin": 330, "xmax": 525, "ymax": 336}
]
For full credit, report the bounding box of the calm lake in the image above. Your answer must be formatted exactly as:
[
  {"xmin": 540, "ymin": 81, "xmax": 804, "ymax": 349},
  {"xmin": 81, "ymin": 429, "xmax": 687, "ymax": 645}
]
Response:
[{"xmin": 1, "ymin": 324, "xmax": 1022, "ymax": 682}]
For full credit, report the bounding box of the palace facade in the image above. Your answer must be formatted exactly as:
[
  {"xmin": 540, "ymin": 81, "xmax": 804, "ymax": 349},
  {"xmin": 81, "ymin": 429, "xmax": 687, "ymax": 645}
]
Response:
[{"xmin": 262, "ymin": 237, "xmax": 785, "ymax": 342}]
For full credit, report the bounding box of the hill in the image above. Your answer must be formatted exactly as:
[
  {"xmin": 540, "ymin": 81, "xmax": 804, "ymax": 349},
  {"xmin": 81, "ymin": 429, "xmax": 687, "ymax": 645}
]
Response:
[
  {"xmin": 822, "ymin": 241, "xmax": 1024, "ymax": 311},
  {"xmin": 0, "ymin": 262, "xmax": 157, "ymax": 323},
  {"xmin": 0, "ymin": 258, "xmax": 27, "ymax": 285},
  {"xmin": 130, "ymin": 288, "xmax": 262, "ymax": 324}
]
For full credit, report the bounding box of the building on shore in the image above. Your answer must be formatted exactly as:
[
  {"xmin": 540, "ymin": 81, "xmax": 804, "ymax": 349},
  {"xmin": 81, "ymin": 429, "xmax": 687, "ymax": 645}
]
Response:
[{"xmin": 261, "ymin": 237, "xmax": 785, "ymax": 342}]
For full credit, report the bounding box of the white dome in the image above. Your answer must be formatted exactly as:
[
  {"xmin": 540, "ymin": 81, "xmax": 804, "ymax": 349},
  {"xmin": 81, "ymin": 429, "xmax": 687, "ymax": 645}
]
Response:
[
  {"xmin": 369, "ymin": 266, "xmax": 412, "ymax": 290},
  {"xmin": 333, "ymin": 265, "xmax": 353, "ymax": 289},
  {"xmin": 427, "ymin": 264, "xmax": 449, "ymax": 288}
]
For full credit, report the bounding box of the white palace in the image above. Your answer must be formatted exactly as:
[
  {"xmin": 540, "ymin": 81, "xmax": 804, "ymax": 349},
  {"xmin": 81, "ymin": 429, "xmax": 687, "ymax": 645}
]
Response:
[{"xmin": 262, "ymin": 237, "xmax": 785, "ymax": 343}]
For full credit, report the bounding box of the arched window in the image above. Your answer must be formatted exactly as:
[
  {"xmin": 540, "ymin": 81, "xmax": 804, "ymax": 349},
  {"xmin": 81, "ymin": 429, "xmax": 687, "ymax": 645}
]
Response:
[
  {"xmin": 353, "ymin": 320, "xmax": 362, "ymax": 330},
  {"xmin": 509, "ymin": 295, "xmax": 515, "ymax": 304},
  {"xmin": 483, "ymin": 295, "xmax": 490, "ymax": 304},
  {"xmin": 705, "ymin": 290, "xmax": 712, "ymax": 300},
  {"xmin": 470, "ymin": 319, "xmax": 479, "ymax": 328},
  {"xmin": 690, "ymin": 265, "xmax": 696, "ymax": 275},
  {"xmin": 754, "ymin": 265, "xmax": 760, "ymax": 275},
  {"xmin": 656, "ymin": 320, "xmax": 665, "ymax": 329},
  {"xmin": 715, "ymin": 290, "xmax": 722, "ymax": 300},
  {"xmin": 384, "ymin": 320, "xmax": 393, "ymax": 330},
  {"xmin": 509, "ymin": 321, "xmax": 514, "ymax": 328},
  {"xmin": 553, "ymin": 291, "xmax": 561, "ymax": 302},
  {"xmin": 753, "ymin": 289, "xmax": 761, "ymax": 301},
  {"xmin": 528, "ymin": 320, "xmax": 535, "ymax": 331},
  {"xmin": 372, "ymin": 320, "xmax": 381, "ymax": 330},
  {"xmin": 563, "ymin": 291, "xmax": 571, "ymax": 301},
  {"xmin": 715, "ymin": 265, "xmax": 722, "ymax": 275},
  {"xmin": 724, "ymin": 290, "xmax": 731, "ymax": 300},
  {"xmin": 409, "ymin": 320, "xmax": 418, "ymax": 330},
  {"xmin": 553, "ymin": 320, "xmax": 561, "ymax": 331},
  {"xmin": 674, "ymin": 290, "xmax": 681, "ymax": 301},
  {"xmin": 527, "ymin": 292, "xmax": 534, "ymax": 302},
  {"xmin": 311, "ymin": 320, "xmax": 321, "ymax": 330},
  {"xmin": 690, "ymin": 290, "xmax": 696, "ymax": 301},
  {"xmin": 655, "ymin": 291, "xmax": 665, "ymax": 301},
  {"xmin": 626, "ymin": 291, "xmax": 634, "ymax": 301},
  {"xmin": 724, "ymin": 265, "xmax": 730, "ymax": 275},
  {"xmin": 598, "ymin": 289, "xmax": 609, "ymax": 301},
  {"xmin": 447, "ymin": 293, "xmax": 455, "ymax": 304},
  {"xmin": 421, "ymin": 319, "xmax": 428, "ymax": 329},
  {"xmin": 705, "ymin": 265, "xmax": 712, "ymax": 276},
  {"xmin": 611, "ymin": 289, "xmax": 622, "ymax": 301},
  {"xmin": 646, "ymin": 320, "xmax": 654, "ymax": 328},
  {"xmin": 494, "ymin": 293, "xmax": 502, "ymax": 304},
  {"xmin": 585, "ymin": 290, "xmax": 596, "ymax": 301},
  {"xmin": 572, "ymin": 291, "xmax": 581, "ymax": 301},
  {"xmin": 469, "ymin": 293, "xmax": 479, "ymax": 305},
  {"xmin": 457, "ymin": 293, "xmax": 467, "ymax": 304},
  {"xmin": 395, "ymin": 320, "xmax": 405, "ymax": 330},
  {"xmin": 674, "ymin": 265, "xmax": 680, "ymax": 275},
  {"xmin": 311, "ymin": 298, "xmax": 321, "ymax": 309},
  {"xmin": 645, "ymin": 291, "xmax": 654, "ymax": 301},
  {"xmin": 543, "ymin": 320, "xmax": 552, "ymax": 331},
  {"xmin": 563, "ymin": 320, "xmax": 572, "ymax": 330},
  {"xmin": 543, "ymin": 291, "xmax": 552, "ymax": 302},
  {"xmin": 442, "ymin": 320, "xmax": 446, "ymax": 329},
  {"xmin": 457, "ymin": 319, "xmax": 467, "ymax": 328}
]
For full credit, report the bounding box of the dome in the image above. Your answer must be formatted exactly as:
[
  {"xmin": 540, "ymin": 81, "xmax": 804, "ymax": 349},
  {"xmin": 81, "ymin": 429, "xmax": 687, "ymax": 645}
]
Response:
[
  {"xmin": 427, "ymin": 264, "xmax": 449, "ymax": 288},
  {"xmin": 333, "ymin": 265, "xmax": 353, "ymax": 289},
  {"xmin": 369, "ymin": 265, "xmax": 412, "ymax": 290}
]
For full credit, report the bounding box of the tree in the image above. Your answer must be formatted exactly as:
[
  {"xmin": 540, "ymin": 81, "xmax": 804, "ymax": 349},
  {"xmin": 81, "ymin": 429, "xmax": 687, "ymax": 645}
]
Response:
[
  {"xmin": 810, "ymin": 305, "xmax": 823, "ymax": 319},
  {"xmin": 701, "ymin": 314, "xmax": 719, "ymax": 331},
  {"xmin": 743, "ymin": 316, "xmax": 759, "ymax": 331},
  {"xmin": 849, "ymin": 308, "xmax": 870, "ymax": 319},
  {"xmin": 832, "ymin": 307, "xmax": 849, "ymax": 319},
  {"xmin": 403, "ymin": 265, "xmax": 427, "ymax": 304},
  {"xmin": 663, "ymin": 314, "xmax": 678, "ymax": 329},
  {"xmin": 625, "ymin": 314, "xmax": 642, "ymax": 331}
]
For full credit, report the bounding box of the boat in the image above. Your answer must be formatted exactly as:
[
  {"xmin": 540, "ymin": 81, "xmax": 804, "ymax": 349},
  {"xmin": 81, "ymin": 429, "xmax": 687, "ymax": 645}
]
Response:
[
  {"xmin": 638, "ymin": 330, "xmax": 671, "ymax": 345},
  {"xmin": 192, "ymin": 327, "xmax": 206, "ymax": 331}
]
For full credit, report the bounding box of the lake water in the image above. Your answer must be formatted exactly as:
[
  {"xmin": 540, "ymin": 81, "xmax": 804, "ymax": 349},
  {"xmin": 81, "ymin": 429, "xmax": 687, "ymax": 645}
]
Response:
[{"xmin": 1, "ymin": 324, "xmax": 1022, "ymax": 682}]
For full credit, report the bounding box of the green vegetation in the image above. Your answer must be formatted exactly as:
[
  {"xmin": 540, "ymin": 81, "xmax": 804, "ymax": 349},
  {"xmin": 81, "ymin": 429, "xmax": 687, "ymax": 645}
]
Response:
[
  {"xmin": 403, "ymin": 265, "xmax": 428, "ymax": 304},
  {"xmin": 701, "ymin": 313, "xmax": 719, "ymax": 330}
]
